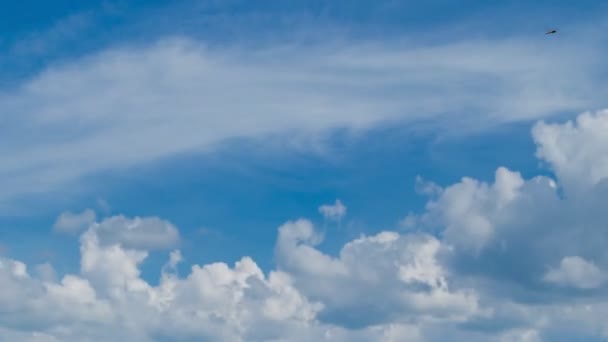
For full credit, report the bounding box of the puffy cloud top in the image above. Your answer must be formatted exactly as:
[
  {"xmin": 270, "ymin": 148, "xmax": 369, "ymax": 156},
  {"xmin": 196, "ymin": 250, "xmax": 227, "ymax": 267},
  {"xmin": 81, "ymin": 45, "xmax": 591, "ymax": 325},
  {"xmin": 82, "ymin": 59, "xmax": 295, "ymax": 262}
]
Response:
[
  {"xmin": 5, "ymin": 110, "xmax": 608, "ymax": 340},
  {"xmin": 533, "ymin": 109, "xmax": 608, "ymax": 190}
]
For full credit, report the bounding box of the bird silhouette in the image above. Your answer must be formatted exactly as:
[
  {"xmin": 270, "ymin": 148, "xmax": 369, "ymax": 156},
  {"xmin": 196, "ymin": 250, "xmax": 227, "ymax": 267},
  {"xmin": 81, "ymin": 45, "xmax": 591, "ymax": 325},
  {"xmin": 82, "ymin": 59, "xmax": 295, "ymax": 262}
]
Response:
[{"xmin": 545, "ymin": 29, "xmax": 557, "ymax": 35}]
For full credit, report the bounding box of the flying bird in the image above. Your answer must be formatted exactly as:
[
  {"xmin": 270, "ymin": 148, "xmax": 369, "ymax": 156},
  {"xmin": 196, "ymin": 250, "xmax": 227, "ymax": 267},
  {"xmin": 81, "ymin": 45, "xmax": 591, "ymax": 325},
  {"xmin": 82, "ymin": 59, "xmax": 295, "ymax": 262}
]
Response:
[{"xmin": 545, "ymin": 29, "xmax": 557, "ymax": 35}]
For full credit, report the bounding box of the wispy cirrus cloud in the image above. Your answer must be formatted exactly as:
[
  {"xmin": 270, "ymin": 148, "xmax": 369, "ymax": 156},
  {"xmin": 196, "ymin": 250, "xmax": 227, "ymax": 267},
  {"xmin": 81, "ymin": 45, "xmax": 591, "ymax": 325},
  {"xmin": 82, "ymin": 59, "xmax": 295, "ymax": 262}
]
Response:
[{"xmin": 1, "ymin": 28, "xmax": 606, "ymax": 207}]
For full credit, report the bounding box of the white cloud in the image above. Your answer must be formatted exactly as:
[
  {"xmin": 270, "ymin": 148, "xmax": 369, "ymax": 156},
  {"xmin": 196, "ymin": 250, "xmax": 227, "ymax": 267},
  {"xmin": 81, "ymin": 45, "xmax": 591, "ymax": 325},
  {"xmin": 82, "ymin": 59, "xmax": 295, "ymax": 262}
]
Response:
[
  {"xmin": 34, "ymin": 263, "xmax": 57, "ymax": 283},
  {"xmin": 7, "ymin": 109, "xmax": 608, "ymax": 339},
  {"xmin": 418, "ymin": 111, "xmax": 608, "ymax": 266},
  {"xmin": 544, "ymin": 256, "xmax": 606, "ymax": 289},
  {"xmin": 1, "ymin": 30, "xmax": 606, "ymax": 206},
  {"xmin": 0, "ymin": 216, "xmax": 484, "ymax": 341},
  {"xmin": 319, "ymin": 199, "xmax": 348, "ymax": 222},
  {"xmin": 18, "ymin": 222, "xmax": 416, "ymax": 341},
  {"xmin": 415, "ymin": 176, "xmax": 443, "ymax": 197},
  {"xmin": 433, "ymin": 166, "xmax": 529, "ymax": 253},
  {"xmin": 533, "ymin": 109, "xmax": 608, "ymax": 191},
  {"xmin": 275, "ymin": 219, "xmax": 347, "ymax": 277},
  {"xmin": 89, "ymin": 215, "xmax": 180, "ymax": 250},
  {"xmin": 408, "ymin": 110, "xmax": 608, "ymax": 338},
  {"xmin": 275, "ymin": 220, "xmax": 482, "ymax": 327},
  {"xmin": 53, "ymin": 209, "xmax": 96, "ymax": 234},
  {"xmin": 499, "ymin": 329, "xmax": 541, "ymax": 342},
  {"xmin": 0, "ymin": 222, "xmax": 325, "ymax": 341}
]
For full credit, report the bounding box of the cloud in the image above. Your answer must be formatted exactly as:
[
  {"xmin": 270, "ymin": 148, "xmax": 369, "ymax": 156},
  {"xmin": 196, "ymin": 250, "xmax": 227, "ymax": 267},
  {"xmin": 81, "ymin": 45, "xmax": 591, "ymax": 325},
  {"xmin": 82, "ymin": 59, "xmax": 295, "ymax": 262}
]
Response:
[
  {"xmin": 1, "ymin": 29, "xmax": 607, "ymax": 206},
  {"xmin": 53, "ymin": 211, "xmax": 180, "ymax": 251},
  {"xmin": 533, "ymin": 110, "xmax": 608, "ymax": 191},
  {"xmin": 419, "ymin": 167, "xmax": 527, "ymax": 253},
  {"xmin": 6, "ymin": 110, "xmax": 608, "ymax": 340},
  {"xmin": 0, "ymin": 218, "xmax": 332, "ymax": 341},
  {"xmin": 90, "ymin": 215, "xmax": 180, "ymax": 250},
  {"xmin": 318, "ymin": 199, "xmax": 347, "ymax": 222},
  {"xmin": 499, "ymin": 329, "xmax": 541, "ymax": 342},
  {"xmin": 411, "ymin": 110, "xmax": 608, "ymax": 337},
  {"xmin": 34, "ymin": 263, "xmax": 57, "ymax": 283},
  {"xmin": 275, "ymin": 220, "xmax": 482, "ymax": 328},
  {"xmin": 1, "ymin": 214, "xmax": 481, "ymax": 341},
  {"xmin": 543, "ymin": 256, "xmax": 606, "ymax": 289},
  {"xmin": 418, "ymin": 111, "xmax": 608, "ymax": 274},
  {"xmin": 53, "ymin": 209, "xmax": 96, "ymax": 234},
  {"xmin": 414, "ymin": 176, "xmax": 442, "ymax": 197}
]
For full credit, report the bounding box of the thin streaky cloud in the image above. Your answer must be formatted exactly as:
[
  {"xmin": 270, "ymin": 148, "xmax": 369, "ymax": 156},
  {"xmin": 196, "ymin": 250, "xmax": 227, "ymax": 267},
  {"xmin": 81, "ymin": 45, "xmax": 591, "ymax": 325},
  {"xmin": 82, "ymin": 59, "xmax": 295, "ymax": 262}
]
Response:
[{"xmin": 0, "ymin": 30, "xmax": 605, "ymax": 207}]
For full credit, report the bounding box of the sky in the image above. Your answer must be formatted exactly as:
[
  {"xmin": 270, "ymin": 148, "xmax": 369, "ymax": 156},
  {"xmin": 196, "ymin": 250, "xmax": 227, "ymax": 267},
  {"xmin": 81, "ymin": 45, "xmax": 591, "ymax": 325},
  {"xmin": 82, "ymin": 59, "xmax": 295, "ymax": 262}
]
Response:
[{"xmin": 2, "ymin": 0, "xmax": 608, "ymax": 341}]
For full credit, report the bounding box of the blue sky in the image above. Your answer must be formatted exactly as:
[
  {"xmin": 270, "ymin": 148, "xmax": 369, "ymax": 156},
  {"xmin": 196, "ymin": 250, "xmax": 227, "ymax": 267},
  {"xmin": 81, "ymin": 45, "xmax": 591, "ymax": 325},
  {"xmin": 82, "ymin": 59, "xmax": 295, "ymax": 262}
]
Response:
[{"xmin": 2, "ymin": 1, "xmax": 608, "ymax": 341}]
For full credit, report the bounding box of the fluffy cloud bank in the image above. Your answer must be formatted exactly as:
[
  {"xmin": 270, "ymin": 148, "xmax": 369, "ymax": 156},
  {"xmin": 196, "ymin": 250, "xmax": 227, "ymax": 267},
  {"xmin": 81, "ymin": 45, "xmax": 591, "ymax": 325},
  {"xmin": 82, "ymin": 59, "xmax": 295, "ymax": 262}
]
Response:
[
  {"xmin": 1, "ymin": 216, "xmax": 439, "ymax": 341},
  {"xmin": 3, "ymin": 110, "xmax": 608, "ymax": 341}
]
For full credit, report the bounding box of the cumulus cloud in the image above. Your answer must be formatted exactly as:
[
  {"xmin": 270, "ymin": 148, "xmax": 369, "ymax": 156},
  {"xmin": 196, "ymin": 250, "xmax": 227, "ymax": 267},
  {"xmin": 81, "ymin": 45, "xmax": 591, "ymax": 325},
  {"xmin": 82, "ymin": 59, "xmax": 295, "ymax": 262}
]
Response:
[
  {"xmin": 533, "ymin": 109, "xmax": 608, "ymax": 191},
  {"xmin": 544, "ymin": 256, "xmax": 606, "ymax": 289},
  {"xmin": 414, "ymin": 176, "xmax": 443, "ymax": 197},
  {"xmin": 0, "ymin": 222, "xmax": 323, "ymax": 341},
  {"xmin": 4, "ymin": 214, "xmax": 491, "ymax": 341},
  {"xmin": 275, "ymin": 220, "xmax": 481, "ymax": 328},
  {"xmin": 318, "ymin": 199, "xmax": 348, "ymax": 222},
  {"xmin": 53, "ymin": 209, "xmax": 96, "ymax": 234},
  {"xmin": 2, "ymin": 216, "xmax": 448, "ymax": 341},
  {"xmin": 420, "ymin": 166, "xmax": 528, "ymax": 253},
  {"xmin": 90, "ymin": 215, "xmax": 180, "ymax": 250},
  {"xmin": 411, "ymin": 110, "xmax": 608, "ymax": 338},
  {"xmin": 5, "ymin": 110, "xmax": 608, "ymax": 340}
]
